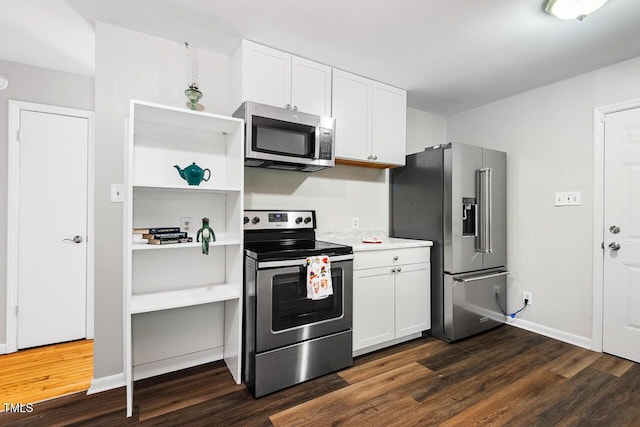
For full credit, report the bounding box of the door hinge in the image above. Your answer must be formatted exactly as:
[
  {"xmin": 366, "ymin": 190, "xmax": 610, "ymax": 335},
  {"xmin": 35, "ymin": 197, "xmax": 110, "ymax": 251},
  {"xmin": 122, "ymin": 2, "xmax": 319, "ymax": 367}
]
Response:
[
  {"xmin": 16, "ymin": 129, "xmax": 21, "ymax": 142},
  {"xmin": 15, "ymin": 305, "xmax": 19, "ymax": 316}
]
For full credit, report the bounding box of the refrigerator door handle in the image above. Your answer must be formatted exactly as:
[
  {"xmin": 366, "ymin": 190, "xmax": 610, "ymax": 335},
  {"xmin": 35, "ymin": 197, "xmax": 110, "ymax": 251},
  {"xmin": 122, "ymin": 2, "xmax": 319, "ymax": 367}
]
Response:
[
  {"xmin": 453, "ymin": 270, "xmax": 509, "ymax": 283},
  {"xmin": 477, "ymin": 167, "xmax": 493, "ymax": 253}
]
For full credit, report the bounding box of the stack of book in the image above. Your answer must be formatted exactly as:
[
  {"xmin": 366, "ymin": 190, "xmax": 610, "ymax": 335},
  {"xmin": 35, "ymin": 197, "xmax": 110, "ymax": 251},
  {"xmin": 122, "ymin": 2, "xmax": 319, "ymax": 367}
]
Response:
[{"xmin": 133, "ymin": 227, "xmax": 193, "ymax": 245}]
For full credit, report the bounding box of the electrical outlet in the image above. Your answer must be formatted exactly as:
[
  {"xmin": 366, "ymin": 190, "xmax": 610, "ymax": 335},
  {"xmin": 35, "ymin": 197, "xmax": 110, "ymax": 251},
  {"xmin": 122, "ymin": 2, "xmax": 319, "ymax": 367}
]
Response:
[
  {"xmin": 523, "ymin": 291, "xmax": 533, "ymax": 306},
  {"xmin": 352, "ymin": 217, "xmax": 359, "ymax": 229},
  {"xmin": 180, "ymin": 217, "xmax": 193, "ymax": 233},
  {"xmin": 566, "ymin": 191, "xmax": 581, "ymax": 206},
  {"xmin": 493, "ymin": 285, "xmax": 500, "ymax": 296}
]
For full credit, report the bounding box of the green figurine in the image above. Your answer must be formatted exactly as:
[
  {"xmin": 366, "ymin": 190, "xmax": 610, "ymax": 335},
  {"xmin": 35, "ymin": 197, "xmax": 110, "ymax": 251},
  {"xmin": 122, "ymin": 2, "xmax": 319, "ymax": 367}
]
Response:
[{"xmin": 196, "ymin": 217, "xmax": 216, "ymax": 255}]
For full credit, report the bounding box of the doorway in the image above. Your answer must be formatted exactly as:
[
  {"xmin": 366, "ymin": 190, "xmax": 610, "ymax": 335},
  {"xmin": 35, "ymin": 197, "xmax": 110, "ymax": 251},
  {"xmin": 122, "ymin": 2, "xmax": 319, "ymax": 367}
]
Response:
[
  {"xmin": 594, "ymin": 98, "xmax": 640, "ymax": 362},
  {"xmin": 6, "ymin": 101, "xmax": 94, "ymax": 353}
]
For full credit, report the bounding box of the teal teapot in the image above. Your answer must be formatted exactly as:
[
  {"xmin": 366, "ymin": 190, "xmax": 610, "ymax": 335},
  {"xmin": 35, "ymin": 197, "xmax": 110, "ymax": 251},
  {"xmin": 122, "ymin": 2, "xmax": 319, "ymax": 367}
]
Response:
[{"xmin": 174, "ymin": 162, "xmax": 211, "ymax": 186}]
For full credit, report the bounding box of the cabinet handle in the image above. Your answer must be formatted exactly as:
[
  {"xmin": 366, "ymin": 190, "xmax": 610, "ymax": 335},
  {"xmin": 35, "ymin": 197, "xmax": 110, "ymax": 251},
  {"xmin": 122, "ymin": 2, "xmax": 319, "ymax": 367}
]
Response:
[
  {"xmin": 293, "ymin": 105, "xmax": 298, "ymax": 111},
  {"xmin": 285, "ymin": 104, "xmax": 291, "ymax": 110},
  {"xmin": 373, "ymin": 155, "xmax": 378, "ymax": 160},
  {"xmin": 367, "ymin": 155, "xmax": 373, "ymax": 160},
  {"xmin": 391, "ymin": 268, "xmax": 396, "ymax": 273},
  {"xmin": 397, "ymin": 267, "xmax": 402, "ymax": 272},
  {"xmin": 393, "ymin": 256, "xmax": 399, "ymax": 261}
]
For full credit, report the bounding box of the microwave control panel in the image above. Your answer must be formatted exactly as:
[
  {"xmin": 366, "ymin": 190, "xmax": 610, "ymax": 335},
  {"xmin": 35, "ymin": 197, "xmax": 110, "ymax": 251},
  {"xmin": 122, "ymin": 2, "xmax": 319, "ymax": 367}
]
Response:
[{"xmin": 318, "ymin": 127, "xmax": 333, "ymax": 160}]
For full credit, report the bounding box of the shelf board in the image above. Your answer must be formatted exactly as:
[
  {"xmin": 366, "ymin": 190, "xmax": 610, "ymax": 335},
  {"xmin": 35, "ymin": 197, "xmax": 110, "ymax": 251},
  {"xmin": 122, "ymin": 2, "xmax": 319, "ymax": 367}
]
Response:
[
  {"xmin": 131, "ymin": 283, "xmax": 240, "ymax": 314},
  {"xmin": 133, "ymin": 183, "xmax": 242, "ymax": 194},
  {"xmin": 132, "ymin": 239, "xmax": 241, "ymax": 251},
  {"xmin": 133, "ymin": 100, "xmax": 243, "ymax": 135}
]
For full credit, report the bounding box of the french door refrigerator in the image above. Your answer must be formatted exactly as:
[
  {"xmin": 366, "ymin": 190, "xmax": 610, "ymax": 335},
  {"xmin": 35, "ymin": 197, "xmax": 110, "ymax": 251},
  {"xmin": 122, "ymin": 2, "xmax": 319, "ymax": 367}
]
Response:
[{"xmin": 390, "ymin": 142, "xmax": 508, "ymax": 342}]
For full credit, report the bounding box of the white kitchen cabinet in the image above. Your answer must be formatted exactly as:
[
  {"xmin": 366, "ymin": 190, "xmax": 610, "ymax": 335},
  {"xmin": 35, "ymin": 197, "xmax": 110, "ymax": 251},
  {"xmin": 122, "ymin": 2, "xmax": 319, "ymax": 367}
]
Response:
[
  {"xmin": 124, "ymin": 100, "xmax": 244, "ymax": 417},
  {"xmin": 352, "ymin": 246, "xmax": 430, "ymax": 354},
  {"xmin": 234, "ymin": 40, "xmax": 332, "ymax": 117},
  {"xmin": 332, "ymin": 68, "xmax": 407, "ymax": 167},
  {"xmin": 353, "ymin": 267, "xmax": 395, "ymax": 349},
  {"xmin": 394, "ymin": 263, "xmax": 430, "ymax": 338}
]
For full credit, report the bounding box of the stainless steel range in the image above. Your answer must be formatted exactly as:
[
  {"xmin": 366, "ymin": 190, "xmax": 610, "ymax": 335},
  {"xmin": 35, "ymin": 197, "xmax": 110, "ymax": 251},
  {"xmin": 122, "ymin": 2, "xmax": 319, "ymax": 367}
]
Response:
[{"xmin": 243, "ymin": 209, "xmax": 354, "ymax": 397}]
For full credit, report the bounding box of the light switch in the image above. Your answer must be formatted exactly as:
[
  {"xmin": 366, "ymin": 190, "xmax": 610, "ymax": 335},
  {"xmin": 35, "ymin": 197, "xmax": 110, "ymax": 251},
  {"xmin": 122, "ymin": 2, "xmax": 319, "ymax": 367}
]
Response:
[
  {"xmin": 110, "ymin": 184, "xmax": 125, "ymax": 203},
  {"xmin": 554, "ymin": 192, "xmax": 565, "ymax": 206}
]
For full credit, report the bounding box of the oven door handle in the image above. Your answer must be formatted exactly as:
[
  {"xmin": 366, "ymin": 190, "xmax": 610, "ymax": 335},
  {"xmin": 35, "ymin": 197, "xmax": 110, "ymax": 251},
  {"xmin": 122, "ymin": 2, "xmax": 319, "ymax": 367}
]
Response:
[{"xmin": 258, "ymin": 254, "xmax": 354, "ymax": 269}]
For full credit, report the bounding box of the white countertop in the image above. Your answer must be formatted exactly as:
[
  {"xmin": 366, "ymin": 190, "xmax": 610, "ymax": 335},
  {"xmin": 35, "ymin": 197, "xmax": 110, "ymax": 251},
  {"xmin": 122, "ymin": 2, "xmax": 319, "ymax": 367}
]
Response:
[{"xmin": 317, "ymin": 230, "xmax": 433, "ymax": 252}]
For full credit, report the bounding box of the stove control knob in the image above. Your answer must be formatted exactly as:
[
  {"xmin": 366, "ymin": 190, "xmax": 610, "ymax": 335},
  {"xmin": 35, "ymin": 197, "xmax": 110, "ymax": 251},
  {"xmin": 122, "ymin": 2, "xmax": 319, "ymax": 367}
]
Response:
[
  {"xmin": 243, "ymin": 216, "xmax": 249, "ymax": 224},
  {"xmin": 304, "ymin": 217, "xmax": 312, "ymax": 224},
  {"xmin": 295, "ymin": 217, "xmax": 303, "ymax": 224},
  {"xmin": 252, "ymin": 216, "xmax": 260, "ymax": 224}
]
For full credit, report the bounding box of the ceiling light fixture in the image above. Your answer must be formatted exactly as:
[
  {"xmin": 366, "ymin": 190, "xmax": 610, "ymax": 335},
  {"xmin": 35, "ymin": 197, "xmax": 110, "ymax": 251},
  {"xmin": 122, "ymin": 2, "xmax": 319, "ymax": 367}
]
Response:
[
  {"xmin": 0, "ymin": 74, "xmax": 8, "ymax": 91},
  {"xmin": 543, "ymin": 0, "xmax": 609, "ymax": 21}
]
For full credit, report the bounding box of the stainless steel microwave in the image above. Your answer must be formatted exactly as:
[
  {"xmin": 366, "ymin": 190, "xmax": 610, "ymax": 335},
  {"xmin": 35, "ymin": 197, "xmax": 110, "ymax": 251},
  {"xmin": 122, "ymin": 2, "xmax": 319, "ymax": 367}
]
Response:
[{"xmin": 234, "ymin": 101, "xmax": 336, "ymax": 172}]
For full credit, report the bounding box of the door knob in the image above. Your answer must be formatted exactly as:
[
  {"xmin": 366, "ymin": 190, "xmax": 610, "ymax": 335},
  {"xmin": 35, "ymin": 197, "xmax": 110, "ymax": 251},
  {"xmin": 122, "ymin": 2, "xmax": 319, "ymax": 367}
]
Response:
[
  {"xmin": 63, "ymin": 235, "xmax": 83, "ymax": 244},
  {"xmin": 609, "ymin": 242, "xmax": 621, "ymax": 251},
  {"xmin": 609, "ymin": 225, "xmax": 621, "ymax": 234}
]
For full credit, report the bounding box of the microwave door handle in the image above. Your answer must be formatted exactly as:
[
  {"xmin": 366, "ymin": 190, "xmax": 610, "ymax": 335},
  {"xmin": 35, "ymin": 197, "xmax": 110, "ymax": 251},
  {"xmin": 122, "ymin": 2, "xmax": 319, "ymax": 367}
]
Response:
[{"xmin": 313, "ymin": 127, "xmax": 321, "ymax": 160}]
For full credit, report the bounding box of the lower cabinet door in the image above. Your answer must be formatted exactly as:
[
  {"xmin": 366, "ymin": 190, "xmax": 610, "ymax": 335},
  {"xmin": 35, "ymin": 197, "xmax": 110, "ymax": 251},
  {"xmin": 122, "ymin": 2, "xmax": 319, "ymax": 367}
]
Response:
[
  {"xmin": 395, "ymin": 263, "xmax": 430, "ymax": 338},
  {"xmin": 353, "ymin": 267, "xmax": 395, "ymax": 351}
]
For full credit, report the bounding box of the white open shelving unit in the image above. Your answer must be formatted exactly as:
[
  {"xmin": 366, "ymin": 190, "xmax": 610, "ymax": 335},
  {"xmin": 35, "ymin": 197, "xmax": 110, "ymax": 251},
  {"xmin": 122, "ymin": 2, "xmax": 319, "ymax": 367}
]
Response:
[{"xmin": 124, "ymin": 100, "xmax": 244, "ymax": 417}]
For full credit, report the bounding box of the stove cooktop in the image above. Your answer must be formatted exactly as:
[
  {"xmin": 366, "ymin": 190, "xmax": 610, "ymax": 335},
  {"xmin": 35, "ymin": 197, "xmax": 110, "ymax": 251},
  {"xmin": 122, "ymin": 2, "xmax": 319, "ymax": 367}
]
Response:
[{"xmin": 244, "ymin": 239, "xmax": 352, "ymax": 262}]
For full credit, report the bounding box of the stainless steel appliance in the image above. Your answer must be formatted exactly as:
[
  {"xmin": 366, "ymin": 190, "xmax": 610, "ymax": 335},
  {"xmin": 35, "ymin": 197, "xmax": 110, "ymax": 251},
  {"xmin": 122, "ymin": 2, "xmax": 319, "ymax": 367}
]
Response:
[
  {"xmin": 243, "ymin": 209, "xmax": 353, "ymax": 397},
  {"xmin": 234, "ymin": 101, "xmax": 336, "ymax": 172},
  {"xmin": 390, "ymin": 142, "xmax": 508, "ymax": 342}
]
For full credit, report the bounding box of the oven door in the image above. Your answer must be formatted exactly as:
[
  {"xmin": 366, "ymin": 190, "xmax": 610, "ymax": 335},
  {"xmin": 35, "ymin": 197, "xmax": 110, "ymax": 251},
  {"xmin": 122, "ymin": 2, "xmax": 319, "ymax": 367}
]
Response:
[{"xmin": 255, "ymin": 255, "xmax": 353, "ymax": 353}]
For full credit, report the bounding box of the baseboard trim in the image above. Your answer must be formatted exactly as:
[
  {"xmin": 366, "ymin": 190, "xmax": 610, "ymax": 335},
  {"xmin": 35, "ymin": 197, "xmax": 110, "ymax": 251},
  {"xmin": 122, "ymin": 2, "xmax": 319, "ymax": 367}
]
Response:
[
  {"xmin": 0, "ymin": 343, "xmax": 6, "ymax": 354},
  {"xmin": 87, "ymin": 372, "xmax": 126, "ymax": 395},
  {"xmin": 507, "ymin": 318, "xmax": 593, "ymax": 350},
  {"xmin": 353, "ymin": 332, "xmax": 422, "ymax": 357},
  {"xmin": 133, "ymin": 347, "xmax": 224, "ymax": 381}
]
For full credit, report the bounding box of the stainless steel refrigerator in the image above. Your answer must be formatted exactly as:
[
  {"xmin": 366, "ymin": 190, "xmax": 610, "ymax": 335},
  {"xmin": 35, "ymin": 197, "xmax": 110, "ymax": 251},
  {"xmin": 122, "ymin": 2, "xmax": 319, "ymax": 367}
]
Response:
[{"xmin": 390, "ymin": 142, "xmax": 508, "ymax": 342}]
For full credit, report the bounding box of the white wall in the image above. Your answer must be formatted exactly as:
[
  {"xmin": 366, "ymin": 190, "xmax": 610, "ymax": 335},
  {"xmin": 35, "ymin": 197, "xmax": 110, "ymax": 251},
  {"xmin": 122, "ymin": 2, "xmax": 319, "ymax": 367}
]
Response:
[
  {"xmin": 406, "ymin": 108, "xmax": 447, "ymax": 155},
  {"xmin": 447, "ymin": 55, "xmax": 640, "ymax": 343},
  {"xmin": 0, "ymin": 59, "xmax": 93, "ymax": 348},
  {"xmin": 245, "ymin": 165, "xmax": 389, "ymax": 232}
]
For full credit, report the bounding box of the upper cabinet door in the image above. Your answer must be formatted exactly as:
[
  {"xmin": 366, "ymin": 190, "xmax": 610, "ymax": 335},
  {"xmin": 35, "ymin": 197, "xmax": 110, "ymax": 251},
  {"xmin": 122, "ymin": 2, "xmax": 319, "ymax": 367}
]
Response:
[
  {"xmin": 291, "ymin": 56, "xmax": 332, "ymax": 117},
  {"xmin": 332, "ymin": 69, "xmax": 371, "ymax": 161},
  {"xmin": 242, "ymin": 41, "xmax": 291, "ymax": 108},
  {"xmin": 371, "ymin": 82, "xmax": 407, "ymax": 166}
]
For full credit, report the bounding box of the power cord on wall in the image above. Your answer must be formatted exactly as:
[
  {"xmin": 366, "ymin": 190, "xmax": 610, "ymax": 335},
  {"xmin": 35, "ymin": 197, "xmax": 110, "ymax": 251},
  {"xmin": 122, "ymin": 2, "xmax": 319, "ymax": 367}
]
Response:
[{"xmin": 495, "ymin": 292, "xmax": 528, "ymax": 319}]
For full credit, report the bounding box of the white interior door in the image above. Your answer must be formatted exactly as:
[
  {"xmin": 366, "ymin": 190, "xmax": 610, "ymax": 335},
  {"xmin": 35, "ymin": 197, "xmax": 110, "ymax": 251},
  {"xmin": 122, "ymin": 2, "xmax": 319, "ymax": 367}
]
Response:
[
  {"xmin": 603, "ymin": 107, "xmax": 640, "ymax": 362},
  {"xmin": 16, "ymin": 109, "xmax": 88, "ymax": 349}
]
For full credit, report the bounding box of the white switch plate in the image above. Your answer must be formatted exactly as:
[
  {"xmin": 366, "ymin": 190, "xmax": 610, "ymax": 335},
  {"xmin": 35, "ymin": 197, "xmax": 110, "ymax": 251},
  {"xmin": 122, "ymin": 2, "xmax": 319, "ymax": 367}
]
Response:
[
  {"xmin": 110, "ymin": 184, "xmax": 125, "ymax": 203},
  {"xmin": 555, "ymin": 191, "xmax": 581, "ymax": 207}
]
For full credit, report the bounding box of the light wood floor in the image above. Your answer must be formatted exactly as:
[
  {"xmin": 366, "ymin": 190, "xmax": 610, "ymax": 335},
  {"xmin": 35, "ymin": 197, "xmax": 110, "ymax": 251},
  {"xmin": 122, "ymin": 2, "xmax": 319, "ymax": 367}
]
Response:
[
  {"xmin": 0, "ymin": 339, "xmax": 93, "ymax": 405},
  {"xmin": 3, "ymin": 327, "xmax": 640, "ymax": 425}
]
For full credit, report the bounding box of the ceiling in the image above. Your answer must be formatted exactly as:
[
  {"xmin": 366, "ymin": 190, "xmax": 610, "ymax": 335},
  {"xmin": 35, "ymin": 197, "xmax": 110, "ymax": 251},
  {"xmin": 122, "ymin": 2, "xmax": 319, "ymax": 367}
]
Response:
[{"xmin": 3, "ymin": 0, "xmax": 640, "ymax": 115}]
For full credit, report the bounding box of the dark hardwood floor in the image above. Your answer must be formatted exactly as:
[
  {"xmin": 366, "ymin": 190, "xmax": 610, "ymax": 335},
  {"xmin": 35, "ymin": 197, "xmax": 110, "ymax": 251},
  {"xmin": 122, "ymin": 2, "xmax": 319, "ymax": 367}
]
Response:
[{"xmin": 2, "ymin": 325, "xmax": 639, "ymax": 426}]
